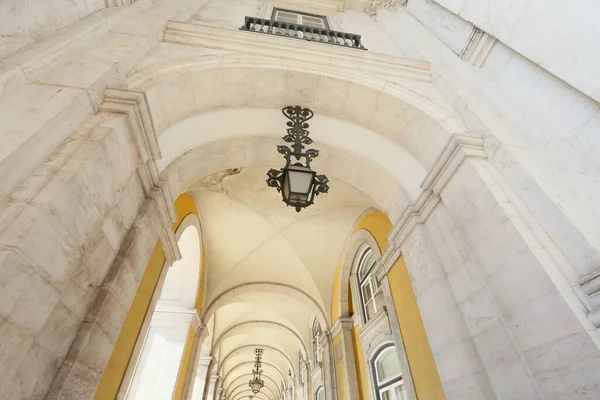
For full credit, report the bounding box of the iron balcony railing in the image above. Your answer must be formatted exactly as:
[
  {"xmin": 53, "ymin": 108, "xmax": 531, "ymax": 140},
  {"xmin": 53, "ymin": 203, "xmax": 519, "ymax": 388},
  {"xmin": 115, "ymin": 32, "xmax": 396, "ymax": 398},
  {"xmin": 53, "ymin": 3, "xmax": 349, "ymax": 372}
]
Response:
[{"xmin": 240, "ymin": 16, "xmax": 367, "ymax": 50}]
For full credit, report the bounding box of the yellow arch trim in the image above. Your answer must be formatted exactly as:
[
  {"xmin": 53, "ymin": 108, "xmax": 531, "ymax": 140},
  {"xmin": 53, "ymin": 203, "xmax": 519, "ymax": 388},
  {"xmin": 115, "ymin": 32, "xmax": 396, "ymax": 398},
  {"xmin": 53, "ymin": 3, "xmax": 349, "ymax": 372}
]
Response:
[
  {"xmin": 331, "ymin": 210, "xmax": 445, "ymax": 400},
  {"xmin": 95, "ymin": 193, "xmax": 203, "ymax": 400}
]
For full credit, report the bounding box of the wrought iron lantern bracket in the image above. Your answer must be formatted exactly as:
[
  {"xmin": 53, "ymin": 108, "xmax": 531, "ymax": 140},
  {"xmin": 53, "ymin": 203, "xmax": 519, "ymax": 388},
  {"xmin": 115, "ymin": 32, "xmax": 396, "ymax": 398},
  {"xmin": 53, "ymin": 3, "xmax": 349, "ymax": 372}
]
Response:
[
  {"xmin": 266, "ymin": 106, "xmax": 329, "ymax": 211},
  {"xmin": 249, "ymin": 348, "xmax": 265, "ymax": 394}
]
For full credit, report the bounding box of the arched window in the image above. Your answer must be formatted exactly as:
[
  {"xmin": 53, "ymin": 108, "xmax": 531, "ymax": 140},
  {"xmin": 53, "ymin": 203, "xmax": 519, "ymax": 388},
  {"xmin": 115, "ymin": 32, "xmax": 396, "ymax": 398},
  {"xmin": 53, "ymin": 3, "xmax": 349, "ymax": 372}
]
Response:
[
  {"xmin": 298, "ymin": 351, "xmax": 304, "ymax": 385},
  {"xmin": 311, "ymin": 318, "xmax": 322, "ymax": 366},
  {"xmin": 126, "ymin": 222, "xmax": 201, "ymax": 399},
  {"xmin": 372, "ymin": 345, "xmax": 407, "ymax": 400},
  {"xmin": 315, "ymin": 386, "xmax": 325, "ymax": 400},
  {"xmin": 357, "ymin": 248, "xmax": 383, "ymax": 322}
]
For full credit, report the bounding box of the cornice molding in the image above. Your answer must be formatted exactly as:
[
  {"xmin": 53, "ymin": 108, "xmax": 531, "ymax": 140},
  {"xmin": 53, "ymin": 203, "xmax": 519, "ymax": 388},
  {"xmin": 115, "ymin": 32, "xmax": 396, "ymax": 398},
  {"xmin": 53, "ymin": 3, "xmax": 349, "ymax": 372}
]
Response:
[
  {"xmin": 459, "ymin": 26, "xmax": 497, "ymax": 68},
  {"xmin": 101, "ymin": 88, "xmax": 181, "ymax": 260},
  {"xmin": 420, "ymin": 135, "xmax": 486, "ymax": 194},
  {"xmin": 163, "ymin": 21, "xmax": 430, "ymax": 82},
  {"xmin": 387, "ymin": 135, "xmax": 486, "ymax": 247},
  {"xmin": 331, "ymin": 317, "xmax": 354, "ymax": 337}
]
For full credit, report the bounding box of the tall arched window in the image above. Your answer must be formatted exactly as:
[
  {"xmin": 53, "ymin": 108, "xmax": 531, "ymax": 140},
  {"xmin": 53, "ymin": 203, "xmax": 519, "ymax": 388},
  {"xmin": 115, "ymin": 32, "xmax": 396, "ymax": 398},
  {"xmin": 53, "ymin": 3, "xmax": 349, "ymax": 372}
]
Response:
[
  {"xmin": 372, "ymin": 345, "xmax": 407, "ymax": 400},
  {"xmin": 311, "ymin": 318, "xmax": 322, "ymax": 366},
  {"xmin": 357, "ymin": 248, "xmax": 383, "ymax": 322},
  {"xmin": 315, "ymin": 386, "xmax": 325, "ymax": 400},
  {"xmin": 126, "ymin": 222, "xmax": 201, "ymax": 399}
]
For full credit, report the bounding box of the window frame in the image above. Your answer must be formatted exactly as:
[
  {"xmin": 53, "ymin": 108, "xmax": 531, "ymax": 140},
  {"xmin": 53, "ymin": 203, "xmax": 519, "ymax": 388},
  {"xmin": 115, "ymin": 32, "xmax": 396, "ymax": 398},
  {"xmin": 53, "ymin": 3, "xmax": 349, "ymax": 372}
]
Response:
[
  {"xmin": 271, "ymin": 8, "xmax": 330, "ymax": 29},
  {"xmin": 315, "ymin": 385, "xmax": 325, "ymax": 400},
  {"xmin": 357, "ymin": 248, "xmax": 383, "ymax": 323},
  {"xmin": 311, "ymin": 318, "xmax": 322, "ymax": 367},
  {"xmin": 371, "ymin": 344, "xmax": 404, "ymax": 400}
]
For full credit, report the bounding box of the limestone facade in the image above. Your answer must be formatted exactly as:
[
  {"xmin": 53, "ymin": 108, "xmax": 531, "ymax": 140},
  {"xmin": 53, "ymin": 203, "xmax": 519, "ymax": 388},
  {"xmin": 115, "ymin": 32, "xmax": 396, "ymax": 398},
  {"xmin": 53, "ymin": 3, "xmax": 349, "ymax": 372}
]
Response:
[{"xmin": 0, "ymin": 0, "xmax": 599, "ymax": 399}]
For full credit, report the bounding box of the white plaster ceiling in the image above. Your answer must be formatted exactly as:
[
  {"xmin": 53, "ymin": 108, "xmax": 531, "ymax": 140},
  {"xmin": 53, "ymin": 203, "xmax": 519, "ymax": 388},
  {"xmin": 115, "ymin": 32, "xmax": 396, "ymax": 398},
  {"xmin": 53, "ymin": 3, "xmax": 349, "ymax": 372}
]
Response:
[{"xmin": 192, "ymin": 166, "xmax": 377, "ymax": 393}]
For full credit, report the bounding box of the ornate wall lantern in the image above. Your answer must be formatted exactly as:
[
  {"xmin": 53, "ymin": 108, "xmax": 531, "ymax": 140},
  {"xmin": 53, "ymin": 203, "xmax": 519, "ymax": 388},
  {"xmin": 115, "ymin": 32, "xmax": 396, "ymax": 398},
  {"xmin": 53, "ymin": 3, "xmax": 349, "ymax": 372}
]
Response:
[
  {"xmin": 248, "ymin": 348, "xmax": 265, "ymax": 394},
  {"xmin": 267, "ymin": 106, "xmax": 329, "ymax": 212}
]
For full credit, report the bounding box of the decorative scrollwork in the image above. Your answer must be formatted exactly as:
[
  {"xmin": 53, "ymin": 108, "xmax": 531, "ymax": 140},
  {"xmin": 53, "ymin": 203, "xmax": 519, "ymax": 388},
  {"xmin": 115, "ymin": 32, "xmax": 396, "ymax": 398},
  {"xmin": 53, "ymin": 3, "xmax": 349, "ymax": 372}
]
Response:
[
  {"xmin": 266, "ymin": 168, "xmax": 283, "ymax": 192},
  {"xmin": 314, "ymin": 175, "xmax": 330, "ymax": 195},
  {"xmin": 304, "ymin": 148, "xmax": 320, "ymax": 167},
  {"xmin": 282, "ymin": 106, "xmax": 314, "ymax": 126},
  {"xmin": 266, "ymin": 106, "xmax": 329, "ymax": 211}
]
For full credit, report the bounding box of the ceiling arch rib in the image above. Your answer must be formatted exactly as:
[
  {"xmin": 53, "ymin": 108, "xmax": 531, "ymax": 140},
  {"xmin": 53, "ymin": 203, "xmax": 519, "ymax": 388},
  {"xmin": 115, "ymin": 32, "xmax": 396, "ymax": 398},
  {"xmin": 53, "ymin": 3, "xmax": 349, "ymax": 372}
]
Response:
[
  {"xmin": 204, "ymin": 282, "xmax": 328, "ymax": 330},
  {"xmin": 227, "ymin": 374, "xmax": 280, "ymax": 400},
  {"xmin": 223, "ymin": 361, "xmax": 286, "ymax": 390},
  {"xmin": 232, "ymin": 392, "xmax": 269, "ymax": 400},
  {"xmin": 157, "ymin": 108, "xmax": 425, "ymax": 203},
  {"xmin": 214, "ymin": 320, "xmax": 308, "ymax": 359},
  {"xmin": 219, "ymin": 345, "xmax": 294, "ymax": 378},
  {"xmin": 164, "ymin": 136, "xmax": 410, "ymax": 222},
  {"xmin": 121, "ymin": 54, "xmax": 464, "ymax": 152}
]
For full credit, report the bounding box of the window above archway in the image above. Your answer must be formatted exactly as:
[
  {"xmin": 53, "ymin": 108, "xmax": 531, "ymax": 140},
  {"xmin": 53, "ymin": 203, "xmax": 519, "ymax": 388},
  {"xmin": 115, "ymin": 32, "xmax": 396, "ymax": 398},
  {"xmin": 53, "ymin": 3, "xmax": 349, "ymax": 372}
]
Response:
[
  {"xmin": 372, "ymin": 345, "xmax": 406, "ymax": 400},
  {"xmin": 272, "ymin": 8, "xmax": 329, "ymax": 29},
  {"xmin": 316, "ymin": 386, "xmax": 325, "ymax": 400},
  {"xmin": 357, "ymin": 248, "xmax": 383, "ymax": 322}
]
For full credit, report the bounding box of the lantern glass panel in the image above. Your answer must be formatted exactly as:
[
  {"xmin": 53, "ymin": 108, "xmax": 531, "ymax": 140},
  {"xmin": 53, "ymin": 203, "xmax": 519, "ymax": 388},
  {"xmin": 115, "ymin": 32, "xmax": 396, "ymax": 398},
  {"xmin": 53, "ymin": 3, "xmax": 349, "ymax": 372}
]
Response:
[{"xmin": 283, "ymin": 165, "xmax": 315, "ymax": 203}]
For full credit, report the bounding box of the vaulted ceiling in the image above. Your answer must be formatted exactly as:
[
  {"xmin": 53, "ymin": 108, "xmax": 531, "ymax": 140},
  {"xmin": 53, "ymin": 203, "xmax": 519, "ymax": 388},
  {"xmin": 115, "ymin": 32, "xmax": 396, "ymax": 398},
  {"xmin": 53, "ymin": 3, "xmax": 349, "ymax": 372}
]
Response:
[{"xmin": 193, "ymin": 166, "xmax": 376, "ymax": 397}]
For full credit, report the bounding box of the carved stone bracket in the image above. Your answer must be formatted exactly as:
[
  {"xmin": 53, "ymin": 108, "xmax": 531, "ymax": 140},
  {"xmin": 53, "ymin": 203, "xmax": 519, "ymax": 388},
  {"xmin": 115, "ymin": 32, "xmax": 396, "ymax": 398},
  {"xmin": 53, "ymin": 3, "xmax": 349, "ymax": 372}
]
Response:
[{"xmin": 368, "ymin": 0, "xmax": 407, "ymax": 18}]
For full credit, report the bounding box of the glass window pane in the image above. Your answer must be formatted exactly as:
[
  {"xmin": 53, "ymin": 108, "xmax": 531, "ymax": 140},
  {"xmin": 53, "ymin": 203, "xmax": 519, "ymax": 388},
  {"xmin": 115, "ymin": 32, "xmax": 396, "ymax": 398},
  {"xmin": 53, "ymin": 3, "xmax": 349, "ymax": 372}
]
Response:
[
  {"xmin": 301, "ymin": 16, "xmax": 326, "ymax": 28},
  {"xmin": 381, "ymin": 389, "xmax": 392, "ymax": 400},
  {"xmin": 358, "ymin": 249, "xmax": 374, "ymax": 281},
  {"xmin": 374, "ymin": 286, "xmax": 384, "ymax": 312},
  {"xmin": 366, "ymin": 299, "xmax": 376, "ymax": 320},
  {"xmin": 394, "ymin": 383, "xmax": 408, "ymax": 400},
  {"xmin": 316, "ymin": 388, "xmax": 325, "ymax": 400},
  {"xmin": 361, "ymin": 280, "xmax": 373, "ymax": 301},
  {"xmin": 373, "ymin": 274, "xmax": 382, "ymax": 289},
  {"xmin": 275, "ymin": 11, "xmax": 300, "ymax": 24},
  {"xmin": 375, "ymin": 348, "xmax": 402, "ymax": 384}
]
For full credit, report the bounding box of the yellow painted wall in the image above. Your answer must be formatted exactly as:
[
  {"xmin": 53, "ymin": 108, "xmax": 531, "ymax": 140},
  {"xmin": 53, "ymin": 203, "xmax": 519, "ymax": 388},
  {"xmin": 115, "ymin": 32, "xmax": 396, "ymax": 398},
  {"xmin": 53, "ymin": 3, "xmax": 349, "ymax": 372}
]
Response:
[
  {"xmin": 352, "ymin": 327, "xmax": 369, "ymax": 400},
  {"xmin": 95, "ymin": 193, "xmax": 204, "ymax": 399},
  {"xmin": 331, "ymin": 212, "xmax": 391, "ymax": 322},
  {"xmin": 331, "ymin": 256, "xmax": 344, "ymax": 323},
  {"xmin": 333, "ymin": 334, "xmax": 347, "ymax": 400},
  {"xmin": 95, "ymin": 242, "xmax": 166, "ymax": 400},
  {"xmin": 330, "ymin": 210, "xmax": 445, "ymax": 400},
  {"xmin": 388, "ymin": 257, "xmax": 445, "ymax": 399}
]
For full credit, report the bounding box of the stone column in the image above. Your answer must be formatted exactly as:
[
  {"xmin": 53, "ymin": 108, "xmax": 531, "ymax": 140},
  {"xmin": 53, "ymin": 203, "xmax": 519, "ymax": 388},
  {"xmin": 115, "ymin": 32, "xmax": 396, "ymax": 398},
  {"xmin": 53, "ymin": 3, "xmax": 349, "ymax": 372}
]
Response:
[
  {"xmin": 386, "ymin": 135, "xmax": 600, "ymax": 399},
  {"xmin": 204, "ymin": 375, "xmax": 219, "ymax": 400},
  {"xmin": 283, "ymin": 388, "xmax": 293, "ymax": 400},
  {"xmin": 182, "ymin": 318, "xmax": 208, "ymax": 400},
  {"xmin": 301, "ymin": 361, "xmax": 311, "ymax": 400},
  {"xmin": 215, "ymin": 386, "xmax": 223, "ymax": 400},
  {"xmin": 319, "ymin": 331, "xmax": 337, "ymax": 400},
  {"xmin": 190, "ymin": 357, "xmax": 213, "ymax": 400},
  {"xmin": 330, "ymin": 318, "xmax": 360, "ymax": 400}
]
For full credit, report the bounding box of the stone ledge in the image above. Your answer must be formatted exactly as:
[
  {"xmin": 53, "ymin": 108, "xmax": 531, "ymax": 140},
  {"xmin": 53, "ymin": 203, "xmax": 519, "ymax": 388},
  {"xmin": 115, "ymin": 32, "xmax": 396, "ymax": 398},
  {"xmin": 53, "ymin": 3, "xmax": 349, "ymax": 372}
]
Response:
[
  {"xmin": 101, "ymin": 88, "xmax": 180, "ymax": 260},
  {"xmin": 163, "ymin": 21, "xmax": 431, "ymax": 82}
]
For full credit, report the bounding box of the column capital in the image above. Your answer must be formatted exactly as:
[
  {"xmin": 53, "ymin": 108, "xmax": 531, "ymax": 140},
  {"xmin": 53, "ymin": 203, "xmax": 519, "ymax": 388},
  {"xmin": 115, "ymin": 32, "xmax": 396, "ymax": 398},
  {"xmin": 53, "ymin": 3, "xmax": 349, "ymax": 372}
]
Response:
[
  {"xmin": 331, "ymin": 317, "xmax": 354, "ymax": 337},
  {"xmin": 388, "ymin": 135, "xmax": 486, "ymax": 247},
  {"xmin": 198, "ymin": 356, "xmax": 213, "ymax": 367}
]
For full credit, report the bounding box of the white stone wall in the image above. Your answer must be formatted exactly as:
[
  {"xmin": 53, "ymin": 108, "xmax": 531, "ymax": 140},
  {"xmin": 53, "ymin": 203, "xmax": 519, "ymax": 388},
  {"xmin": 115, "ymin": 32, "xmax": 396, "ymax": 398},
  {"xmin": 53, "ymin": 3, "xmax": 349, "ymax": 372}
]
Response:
[
  {"xmin": 1, "ymin": 0, "xmax": 600, "ymax": 398},
  {"xmin": 0, "ymin": 2, "xmax": 202, "ymax": 398},
  {"xmin": 388, "ymin": 137, "xmax": 600, "ymax": 399},
  {"xmin": 429, "ymin": 0, "xmax": 600, "ymax": 101},
  {"xmin": 377, "ymin": 1, "xmax": 600, "ymax": 326},
  {"xmin": 0, "ymin": 0, "xmax": 106, "ymax": 58}
]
